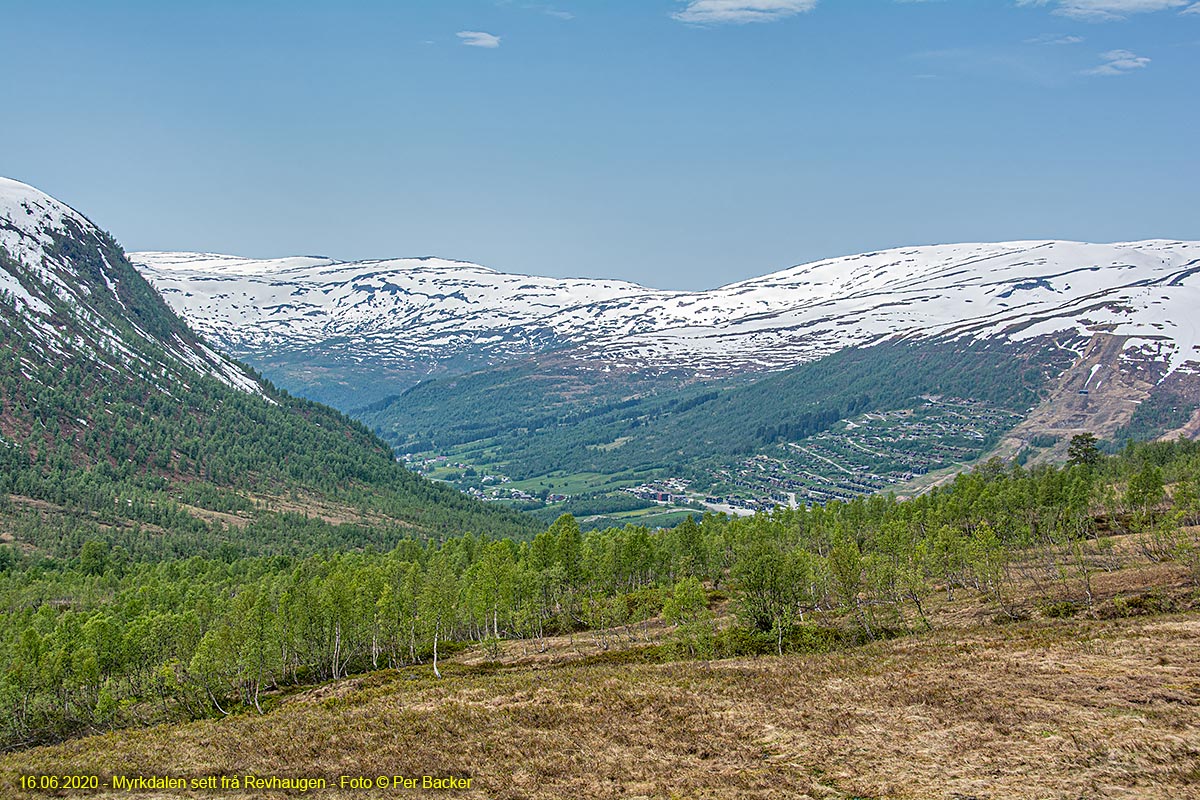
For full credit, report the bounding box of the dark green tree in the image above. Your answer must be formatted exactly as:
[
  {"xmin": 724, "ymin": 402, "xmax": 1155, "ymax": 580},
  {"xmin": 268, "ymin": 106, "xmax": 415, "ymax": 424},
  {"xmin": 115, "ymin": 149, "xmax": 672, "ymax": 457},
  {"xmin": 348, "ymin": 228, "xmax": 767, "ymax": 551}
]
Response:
[{"xmin": 1067, "ymin": 432, "xmax": 1100, "ymax": 468}]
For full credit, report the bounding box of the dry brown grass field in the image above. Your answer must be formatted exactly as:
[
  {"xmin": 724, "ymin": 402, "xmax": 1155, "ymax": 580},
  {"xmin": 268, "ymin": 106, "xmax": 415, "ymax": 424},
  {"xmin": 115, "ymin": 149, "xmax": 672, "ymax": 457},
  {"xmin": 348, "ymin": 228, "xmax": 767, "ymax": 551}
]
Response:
[{"xmin": 4, "ymin": 538, "xmax": 1199, "ymax": 800}]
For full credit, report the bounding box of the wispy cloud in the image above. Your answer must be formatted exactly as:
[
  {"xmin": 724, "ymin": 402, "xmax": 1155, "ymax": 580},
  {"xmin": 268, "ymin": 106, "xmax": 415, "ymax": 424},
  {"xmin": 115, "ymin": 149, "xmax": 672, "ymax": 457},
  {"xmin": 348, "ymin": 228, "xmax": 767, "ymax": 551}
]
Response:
[
  {"xmin": 910, "ymin": 44, "xmax": 1072, "ymax": 85},
  {"xmin": 673, "ymin": 0, "xmax": 818, "ymax": 25},
  {"xmin": 1018, "ymin": 0, "xmax": 1194, "ymax": 20},
  {"xmin": 1025, "ymin": 33, "xmax": 1085, "ymax": 44},
  {"xmin": 457, "ymin": 31, "xmax": 502, "ymax": 48},
  {"xmin": 1082, "ymin": 48, "xmax": 1150, "ymax": 73},
  {"xmin": 495, "ymin": 1, "xmax": 575, "ymax": 19}
]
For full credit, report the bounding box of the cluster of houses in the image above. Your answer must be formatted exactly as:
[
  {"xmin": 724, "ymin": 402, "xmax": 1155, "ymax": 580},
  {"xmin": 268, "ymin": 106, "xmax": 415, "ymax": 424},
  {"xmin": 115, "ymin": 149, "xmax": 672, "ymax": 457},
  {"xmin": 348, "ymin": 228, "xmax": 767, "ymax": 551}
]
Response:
[
  {"xmin": 460, "ymin": 486, "xmax": 571, "ymax": 504},
  {"xmin": 623, "ymin": 478, "xmax": 695, "ymax": 506},
  {"xmin": 400, "ymin": 454, "xmax": 574, "ymax": 505},
  {"xmin": 702, "ymin": 494, "xmax": 783, "ymax": 512},
  {"xmin": 704, "ymin": 398, "xmax": 1021, "ymax": 507}
]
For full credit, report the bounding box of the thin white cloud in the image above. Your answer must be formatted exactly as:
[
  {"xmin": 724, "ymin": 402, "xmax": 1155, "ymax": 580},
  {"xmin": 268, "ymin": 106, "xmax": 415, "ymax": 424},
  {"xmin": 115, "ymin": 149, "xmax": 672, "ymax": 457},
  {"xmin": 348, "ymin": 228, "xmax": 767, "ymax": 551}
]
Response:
[
  {"xmin": 499, "ymin": 2, "xmax": 575, "ymax": 19},
  {"xmin": 912, "ymin": 45, "xmax": 1065, "ymax": 85},
  {"xmin": 457, "ymin": 31, "xmax": 502, "ymax": 48},
  {"xmin": 1082, "ymin": 48, "xmax": 1150, "ymax": 73},
  {"xmin": 673, "ymin": 0, "xmax": 818, "ymax": 24},
  {"xmin": 1025, "ymin": 33, "xmax": 1086, "ymax": 43},
  {"xmin": 1018, "ymin": 0, "xmax": 1193, "ymax": 20},
  {"xmin": 1184, "ymin": 2, "xmax": 1200, "ymax": 12}
]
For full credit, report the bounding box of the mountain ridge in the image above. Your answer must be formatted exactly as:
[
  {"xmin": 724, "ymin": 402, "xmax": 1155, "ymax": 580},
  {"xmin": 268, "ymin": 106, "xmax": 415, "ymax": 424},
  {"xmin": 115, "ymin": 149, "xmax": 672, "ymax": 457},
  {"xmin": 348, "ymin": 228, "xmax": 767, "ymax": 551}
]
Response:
[
  {"xmin": 132, "ymin": 239, "xmax": 1200, "ymax": 410},
  {"xmin": 128, "ymin": 235, "xmax": 1200, "ymax": 518},
  {"xmin": 0, "ymin": 177, "xmax": 266, "ymax": 396}
]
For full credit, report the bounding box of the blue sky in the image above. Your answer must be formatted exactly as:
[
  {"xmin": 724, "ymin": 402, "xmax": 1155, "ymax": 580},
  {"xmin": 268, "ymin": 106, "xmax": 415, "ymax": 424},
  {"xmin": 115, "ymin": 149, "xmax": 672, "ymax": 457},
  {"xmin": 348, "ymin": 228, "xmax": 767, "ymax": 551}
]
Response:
[{"xmin": 2, "ymin": 1, "xmax": 1197, "ymax": 289}]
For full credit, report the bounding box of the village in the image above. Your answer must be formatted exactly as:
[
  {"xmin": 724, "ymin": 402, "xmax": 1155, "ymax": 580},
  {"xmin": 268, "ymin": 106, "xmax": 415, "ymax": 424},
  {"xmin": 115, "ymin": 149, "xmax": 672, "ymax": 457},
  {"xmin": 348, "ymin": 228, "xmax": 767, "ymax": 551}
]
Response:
[
  {"xmin": 400, "ymin": 397, "xmax": 1022, "ymax": 518},
  {"xmin": 613, "ymin": 397, "xmax": 1022, "ymax": 514},
  {"xmin": 702, "ymin": 397, "xmax": 1023, "ymax": 507}
]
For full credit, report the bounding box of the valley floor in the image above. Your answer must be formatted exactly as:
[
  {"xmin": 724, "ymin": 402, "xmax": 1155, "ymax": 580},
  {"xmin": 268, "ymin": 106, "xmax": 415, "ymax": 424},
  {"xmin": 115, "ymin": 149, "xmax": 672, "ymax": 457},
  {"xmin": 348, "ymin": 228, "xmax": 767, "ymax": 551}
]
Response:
[{"xmin": 4, "ymin": 607, "xmax": 1199, "ymax": 800}]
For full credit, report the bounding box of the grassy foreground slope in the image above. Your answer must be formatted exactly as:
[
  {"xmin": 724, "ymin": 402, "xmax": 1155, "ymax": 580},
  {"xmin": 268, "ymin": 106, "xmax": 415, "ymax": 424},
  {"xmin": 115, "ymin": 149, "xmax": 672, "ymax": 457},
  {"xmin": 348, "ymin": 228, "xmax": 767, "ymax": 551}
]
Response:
[
  {"xmin": 4, "ymin": 519, "xmax": 1199, "ymax": 800},
  {"xmin": 4, "ymin": 608, "xmax": 1198, "ymax": 798},
  {"xmin": 5, "ymin": 434, "xmax": 1200, "ymax": 797}
]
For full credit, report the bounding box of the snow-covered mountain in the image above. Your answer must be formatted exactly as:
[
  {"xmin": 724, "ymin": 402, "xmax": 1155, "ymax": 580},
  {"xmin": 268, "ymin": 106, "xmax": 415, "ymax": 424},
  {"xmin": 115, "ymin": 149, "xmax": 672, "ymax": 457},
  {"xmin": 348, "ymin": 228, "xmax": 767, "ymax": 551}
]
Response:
[
  {"xmin": 0, "ymin": 177, "xmax": 264, "ymax": 394},
  {"xmin": 0, "ymin": 177, "xmax": 535, "ymax": 540},
  {"xmin": 132, "ymin": 240, "xmax": 1200, "ymax": 384},
  {"xmin": 131, "ymin": 251, "xmax": 651, "ymax": 368}
]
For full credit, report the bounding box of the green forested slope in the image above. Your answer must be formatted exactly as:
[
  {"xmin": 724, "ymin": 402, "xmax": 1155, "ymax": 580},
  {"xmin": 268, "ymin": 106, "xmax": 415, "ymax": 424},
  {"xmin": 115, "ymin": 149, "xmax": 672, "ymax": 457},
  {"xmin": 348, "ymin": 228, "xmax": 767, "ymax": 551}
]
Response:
[
  {"xmin": 364, "ymin": 338, "xmax": 1073, "ymax": 481},
  {"xmin": 0, "ymin": 190, "xmax": 536, "ymax": 556}
]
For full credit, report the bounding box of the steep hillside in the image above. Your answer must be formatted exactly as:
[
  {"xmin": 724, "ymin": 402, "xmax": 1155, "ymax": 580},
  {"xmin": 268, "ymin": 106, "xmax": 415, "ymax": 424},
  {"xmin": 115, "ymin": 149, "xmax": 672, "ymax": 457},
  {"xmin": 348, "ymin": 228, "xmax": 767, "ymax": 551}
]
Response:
[
  {"xmin": 0, "ymin": 177, "xmax": 535, "ymax": 555},
  {"xmin": 1, "ymin": 179, "xmax": 261, "ymax": 395}
]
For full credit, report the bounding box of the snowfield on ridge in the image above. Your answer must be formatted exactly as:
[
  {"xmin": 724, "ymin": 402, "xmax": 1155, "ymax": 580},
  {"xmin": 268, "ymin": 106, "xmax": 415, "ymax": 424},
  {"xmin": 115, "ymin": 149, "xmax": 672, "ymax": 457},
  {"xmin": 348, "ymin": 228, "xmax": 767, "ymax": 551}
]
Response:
[{"xmin": 133, "ymin": 240, "xmax": 1200, "ymax": 380}]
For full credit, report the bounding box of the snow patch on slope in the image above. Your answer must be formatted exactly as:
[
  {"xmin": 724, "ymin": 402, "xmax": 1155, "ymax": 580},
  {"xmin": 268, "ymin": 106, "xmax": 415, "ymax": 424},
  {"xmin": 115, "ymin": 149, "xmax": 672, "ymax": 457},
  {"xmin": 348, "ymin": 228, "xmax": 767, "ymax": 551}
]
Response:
[{"xmin": 0, "ymin": 177, "xmax": 269, "ymax": 396}]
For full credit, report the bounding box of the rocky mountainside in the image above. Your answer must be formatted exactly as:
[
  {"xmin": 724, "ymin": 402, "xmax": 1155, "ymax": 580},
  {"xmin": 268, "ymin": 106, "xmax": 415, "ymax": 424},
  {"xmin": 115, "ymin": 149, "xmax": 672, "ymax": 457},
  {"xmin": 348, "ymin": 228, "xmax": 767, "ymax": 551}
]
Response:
[
  {"xmin": 1, "ymin": 178, "xmax": 263, "ymax": 396},
  {"xmin": 0, "ymin": 176, "xmax": 535, "ymax": 547},
  {"xmin": 133, "ymin": 240, "xmax": 1200, "ymax": 406}
]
